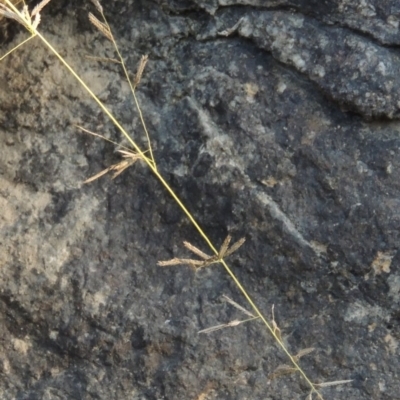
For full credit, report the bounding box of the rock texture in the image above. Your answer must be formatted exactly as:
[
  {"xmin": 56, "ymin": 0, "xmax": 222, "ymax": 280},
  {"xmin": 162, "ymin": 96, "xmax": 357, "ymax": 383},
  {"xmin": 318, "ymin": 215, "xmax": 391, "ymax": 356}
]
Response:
[{"xmin": 0, "ymin": 0, "xmax": 399, "ymax": 399}]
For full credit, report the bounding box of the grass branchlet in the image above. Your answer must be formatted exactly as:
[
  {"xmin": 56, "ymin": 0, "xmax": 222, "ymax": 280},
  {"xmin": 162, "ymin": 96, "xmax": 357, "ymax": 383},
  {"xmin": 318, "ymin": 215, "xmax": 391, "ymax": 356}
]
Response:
[
  {"xmin": 0, "ymin": 0, "xmax": 51, "ymax": 60},
  {"xmin": 158, "ymin": 235, "xmax": 245, "ymax": 270},
  {"xmin": 74, "ymin": 125, "xmax": 148, "ymax": 183},
  {"xmin": 87, "ymin": 2, "xmax": 156, "ymax": 169},
  {"xmin": 88, "ymin": 12, "xmax": 112, "ymax": 42},
  {"xmin": 198, "ymin": 295, "xmax": 259, "ymax": 334}
]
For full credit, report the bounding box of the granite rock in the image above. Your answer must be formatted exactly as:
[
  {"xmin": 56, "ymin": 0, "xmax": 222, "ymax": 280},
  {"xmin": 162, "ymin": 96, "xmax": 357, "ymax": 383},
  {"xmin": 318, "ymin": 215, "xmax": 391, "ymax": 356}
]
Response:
[{"xmin": 0, "ymin": 1, "xmax": 399, "ymax": 399}]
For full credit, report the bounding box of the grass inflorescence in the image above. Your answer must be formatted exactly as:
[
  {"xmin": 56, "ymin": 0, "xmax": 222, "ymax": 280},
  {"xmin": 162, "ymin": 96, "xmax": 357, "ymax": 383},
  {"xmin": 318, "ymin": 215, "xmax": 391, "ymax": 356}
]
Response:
[{"xmin": 0, "ymin": 0, "xmax": 352, "ymax": 398}]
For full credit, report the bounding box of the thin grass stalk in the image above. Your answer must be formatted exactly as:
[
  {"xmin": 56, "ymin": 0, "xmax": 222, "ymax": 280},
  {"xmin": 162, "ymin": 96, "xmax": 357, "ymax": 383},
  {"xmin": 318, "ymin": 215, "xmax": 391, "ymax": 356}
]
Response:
[{"xmin": 0, "ymin": 34, "xmax": 34, "ymax": 60}]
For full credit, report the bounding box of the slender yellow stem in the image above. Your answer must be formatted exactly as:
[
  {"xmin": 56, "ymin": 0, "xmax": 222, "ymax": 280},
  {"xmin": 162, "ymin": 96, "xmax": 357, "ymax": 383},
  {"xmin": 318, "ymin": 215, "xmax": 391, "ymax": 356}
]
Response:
[{"xmin": 0, "ymin": 34, "xmax": 35, "ymax": 61}]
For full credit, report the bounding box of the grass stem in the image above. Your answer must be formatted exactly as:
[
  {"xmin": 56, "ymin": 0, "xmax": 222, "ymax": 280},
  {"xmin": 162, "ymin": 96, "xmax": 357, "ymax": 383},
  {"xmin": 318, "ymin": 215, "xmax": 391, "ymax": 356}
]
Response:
[{"xmin": 2, "ymin": 1, "xmax": 328, "ymax": 397}]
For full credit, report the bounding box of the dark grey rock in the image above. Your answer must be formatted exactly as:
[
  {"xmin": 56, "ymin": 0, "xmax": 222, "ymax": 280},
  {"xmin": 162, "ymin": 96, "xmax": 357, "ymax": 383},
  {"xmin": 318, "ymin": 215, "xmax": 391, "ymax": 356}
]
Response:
[
  {"xmin": 0, "ymin": 1, "xmax": 399, "ymax": 399},
  {"xmin": 237, "ymin": 11, "xmax": 400, "ymax": 119},
  {"xmin": 179, "ymin": 0, "xmax": 400, "ymax": 46}
]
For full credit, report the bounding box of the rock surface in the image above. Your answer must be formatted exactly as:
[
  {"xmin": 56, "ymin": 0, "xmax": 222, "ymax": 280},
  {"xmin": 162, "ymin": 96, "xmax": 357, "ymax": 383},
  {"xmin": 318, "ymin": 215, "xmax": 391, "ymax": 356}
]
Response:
[{"xmin": 0, "ymin": 0, "xmax": 399, "ymax": 399}]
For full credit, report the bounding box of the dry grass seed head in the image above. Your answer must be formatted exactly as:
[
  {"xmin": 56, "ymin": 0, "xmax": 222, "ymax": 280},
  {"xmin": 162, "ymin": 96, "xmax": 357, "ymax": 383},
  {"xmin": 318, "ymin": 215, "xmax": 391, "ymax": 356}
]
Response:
[
  {"xmin": 0, "ymin": 1, "xmax": 23, "ymax": 23},
  {"xmin": 183, "ymin": 241, "xmax": 210, "ymax": 260},
  {"xmin": 133, "ymin": 54, "xmax": 148, "ymax": 88},
  {"xmin": 268, "ymin": 364, "xmax": 298, "ymax": 380},
  {"xmin": 0, "ymin": 0, "xmax": 51, "ymax": 32},
  {"xmin": 88, "ymin": 12, "xmax": 112, "ymax": 41},
  {"xmin": 315, "ymin": 379, "xmax": 353, "ymax": 388},
  {"xmin": 158, "ymin": 235, "xmax": 245, "ymax": 270},
  {"xmin": 83, "ymin": 150, "xmax": 141, "ymax": 184},
  {"xmin": 31, "ymin": 0, "xmax": 52, "ymax": 17},
  {"xmin": 222, "ymin": 295, "xmax": 255, "ymax": 318},
  {"xmin": 198, "ymin": 295, "xmax": 259, "ymax": 334},
  {"xmin": 271, "ymin": 304, "xmax": 282, "ymax": 342},
  {"xmin": 223, "ymin": 236, "xmax": 245, "ymax": 258},
  {"xmin": 218, "ymin": 235, "xmax": 231, "ymax": 259},
  {"xmin": 75, "ymin": 125, "xmax": 144, "ymax": 184},
  {"xmin": 90, "ymin": 0, "xmax": 103, "ymax": 14},
  {"xmin": 0, "ymin": 0, "xmax": 21, "ymax": 14},
  {"xmin": 293, "ymin": 347, "xmax": 315, "ymax": 362}
]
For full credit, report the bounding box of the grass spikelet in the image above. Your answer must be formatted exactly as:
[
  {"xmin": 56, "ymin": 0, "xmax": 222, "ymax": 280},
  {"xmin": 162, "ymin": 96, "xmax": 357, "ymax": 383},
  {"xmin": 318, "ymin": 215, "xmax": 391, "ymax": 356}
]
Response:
[
  {"xmin": 31, "ymin": 0, "xmax": 52, "ymax": 17},
  {"xmin": 198, "ymin": 295, "xmax": 259, "ymax": 334},
  {"xmin": 315, "ymin": 380, "xmax": 353, "ymax": 388},
  {"xmin": 88, "ymin": 12, "xmax": 112, "ymax": 41},
  {"xmin": 0, "ymin": 0, "xmax": 52, "ymax": 60},
  {"xmin": 158, "ymin": 235, "xmax": 246, "ymax": 270},
  {"xmin": 133, "ymin": 54, "xmax": 148, "ymax": 88},
  {"xmin": 0, "ymin": 2, "xmax": 25, "ymax": 25},
  {"xmin": 83, "ymin": 149, "xmax": 142, "ymax": 183},
  {"xmin": 75, "ymin": 125, "xmax": 146, "ymax": 183},
  {"xmin": 222, "ymin": 294, "xmax": 255, "ymax": 318},
  {"xmin": 294, "ymin": 347, "xmax": 315, "ymax": 362},
  {"xmin": 271, "ymin": 304, "xmax": 282, "ymax": 342},
  {"xmin": 0, "ymin": 4, "xmax": 18, "ymax": 21},
  {"xmin": 90, "ymin": 0, "xmax": 103, "ymax": 14},
  {"xmin": 183, "ymin": 241, "xmax": 210, "ymax": 260},
  {"xmin": 0, "ymin": 0, "xmax": 51, "ymax": 32},
  {"xmin": 268, "ymin": 364, "xmax": 298, "ymax": 380},
  {"xmin": 223, "ymin": 237, "xmax": 246, "ymax": 257}
]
